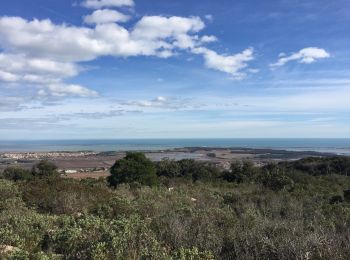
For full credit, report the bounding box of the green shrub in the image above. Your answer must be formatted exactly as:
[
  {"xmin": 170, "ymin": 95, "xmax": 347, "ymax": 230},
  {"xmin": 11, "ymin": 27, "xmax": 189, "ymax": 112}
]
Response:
[
  {"xmin": 108, "ymin": 152, "xmax": 158, "ymax": 187},
  {"xmin": 259, "ymin": 164, "xmax": 294, "ymax": 191},
  {"xmin": 31, "ymin": 160, "xmax": 59, "ymax": 178},
  {"xmin": 1, "ymin": 167, "xmax": 32, "ymax": 181},
  {"xmin": 221, "ymin": 161, "xmax": 256, "ymax": 183},
  {"xmin": 21, "ymin": 178, "xmax": 113, "ymax": 215}
]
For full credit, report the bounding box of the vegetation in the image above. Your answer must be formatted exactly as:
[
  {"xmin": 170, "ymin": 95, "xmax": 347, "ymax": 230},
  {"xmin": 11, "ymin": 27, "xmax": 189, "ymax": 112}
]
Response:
[
  {"xmin": 31, "ymin": 160, "xmax": 59, "ymax": 178},
  {"xmin": 1, "ymin": 154, "xmax": 350, "ymax": 259},
  {"xmin": 108, "ymin": 152, "xmax": 158, "ymax": 187}
]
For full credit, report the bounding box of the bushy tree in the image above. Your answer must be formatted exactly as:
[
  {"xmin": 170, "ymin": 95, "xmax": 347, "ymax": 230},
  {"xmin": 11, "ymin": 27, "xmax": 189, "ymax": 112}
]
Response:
[
  {"xmin": 177, "ymin": 159, "xmax": 220, "ymax": 182},
  {"xmin": 2, "ymin": 166, "xmax": 32, "ymax": 181},
  {"xmin": 108, "ymin": 152, "xmax": 158, "ymax": 187},
  {"xmin": 156, "ymin": 158, "xmax": 181, "ymax": 178},
  {"xmin": 31, "ymin": 160, "xmax": 58, "ymax": 178},
  {"xmin": 222, "ymin": 161, "xmax": 255, "ymax": 183},
  {"xmin": 259, "ymin": 164, "xmax": 294, "ymax": 191}
]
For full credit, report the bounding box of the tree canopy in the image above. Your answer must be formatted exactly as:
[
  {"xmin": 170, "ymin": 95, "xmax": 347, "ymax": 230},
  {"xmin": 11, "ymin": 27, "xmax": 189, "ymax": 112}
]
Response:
[
  {"xmin": 31, "ymin": 160, "xmax": 58, "ymax": 178},
  {"xmin": 108, "ymin": 152, "xmax": 158, "ymax": 187}
]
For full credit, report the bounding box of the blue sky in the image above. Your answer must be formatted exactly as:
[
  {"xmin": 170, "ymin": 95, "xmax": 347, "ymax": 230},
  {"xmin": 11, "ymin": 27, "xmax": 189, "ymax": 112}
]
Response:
[{"xmin": 0, "ymin": 0, "xmax": 349, "ymax": 139}]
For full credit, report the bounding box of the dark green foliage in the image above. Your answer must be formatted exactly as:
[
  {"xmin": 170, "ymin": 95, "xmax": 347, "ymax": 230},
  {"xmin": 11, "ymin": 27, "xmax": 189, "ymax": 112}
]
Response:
[
  {"xmin": 330, "ymin": 195, "xmax": 344, "ymax": 204},
  {"xmin": 156, "ymin": 158, "xmax": 182, "ymax": 178},
  {"xmin": 222, "ymin": 161, "xmax": 256, "ymax": 183},
  {"xmin": 258, "ymin": 163, "xmax": 294, "ymax": 191},
  {"xmin": 281, "ymin": 156, "xmax": 350, "ymax": 176},
  {"xmin": 344, "ymin": 189, "xmax": 350, "ymax": 202},
  {"xmin": 156, "ymin": 157, "xmax": 220, "ymax": 182},
  {"xmin": 92, "ymin": 196, "xmax": 135, "ymax": 218},
  {"xmin": 20, "ymin": 177, "xmax": 113, "ymax": 215},
  {"xmin": 108, "ymin": 152, "xmax": 158, "ymax": 187},
  {"xmin": 31, "ymin": 160, "xmax": 59, "ymax": 178},
  {"xmin": 177, "ymin": 159, "xmax": 220, "ymax": 182},
  {"xmin": 1, "ymin": 156, "xmax": 350, "ymax": 259},
  {"xmin": 1, "ymin": 166, "xmax": 32, "ymax": 181}
]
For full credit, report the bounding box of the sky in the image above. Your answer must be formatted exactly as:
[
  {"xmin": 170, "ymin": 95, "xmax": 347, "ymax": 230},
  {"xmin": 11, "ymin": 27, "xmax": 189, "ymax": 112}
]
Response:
[{"xmin": 0, "ymin": 0, "xmax": 349, "ymax": 139}]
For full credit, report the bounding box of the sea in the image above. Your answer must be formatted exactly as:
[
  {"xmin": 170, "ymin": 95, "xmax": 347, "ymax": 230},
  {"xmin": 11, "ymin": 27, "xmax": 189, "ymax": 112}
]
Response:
[{"xmin": 0, "ymin": 139, "xmax": 350, "ymax": 155}]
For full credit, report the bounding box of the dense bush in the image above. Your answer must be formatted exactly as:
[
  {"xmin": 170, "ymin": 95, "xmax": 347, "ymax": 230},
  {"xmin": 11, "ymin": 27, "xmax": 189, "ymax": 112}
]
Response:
[
  {"xmin": 108, "ymin": 152, "xmax": 158, "ymax": 187},
  {"xmin": 20, "ymin": 177, "xmax": 113, "ymax": 215},
  {"xmin": 31, "ymin": 160, "xmax": 59, "ymax": 178},
  {"xmin": 280, "ymin": 156, "xmax": 350, "ymax": 176},
  {"xmin": 222, "ymin": 161, "xmax": 256, "ymax": 183},
  {"xmin": 1, "ymin": 155, "xmax": 350, "ymax": 259},
  {"xmin": 258, "ymin": 163, "xmax": 294, "ymax": 191},
  {"xmin": 156, "ymin": 159, "xmax": 220, "ymax": 182},
  {"xmin": 1, "ymin": 166, "xmax": 32, "ymax": 181}
]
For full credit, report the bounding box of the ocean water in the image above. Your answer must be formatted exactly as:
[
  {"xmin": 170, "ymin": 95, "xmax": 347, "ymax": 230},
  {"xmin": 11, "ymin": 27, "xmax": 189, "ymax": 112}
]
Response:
[{"xmin": 0, "ymin": 139, "xmax": 350, "ymax": 155}]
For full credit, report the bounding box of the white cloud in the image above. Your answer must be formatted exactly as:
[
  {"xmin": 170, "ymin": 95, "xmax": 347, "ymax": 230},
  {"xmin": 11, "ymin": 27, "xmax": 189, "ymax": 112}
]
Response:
[
  {"xmin": 200, "ymin": 35, "xmax": 217, "ymax": 43},
  {"xmin": 0, "ymin": 9, "xmax": 256, "ymax": 103},
  {"xmin": 154, "ymin": 96, "xmax": 167, "ymax": 103},
  {"xmin": 0, "ymin": 70, "xmax": 19, "ymax": 82},
  {"xmin": 81, "ymin": 0, "xmax": 134, "ymax": 9},
  {"xmin": 192, "ymin": 47, "xmax": 254, "ymax": 79},
  {"xmin": 0, "ymin": 15, "xmax": 254, "ymax": 78},
  {"xmin": 0, "ymin": 16, "xmax": 206, "ymax": 62},
  {"xmin": 0, "ymin": 53, "xmax": 94, "ymax": 98},
  {"xmin": 84, "ymin": 9, "xmax": 131, "ymax": 24},
  {"xmin": 121, "ymin": 96, "xmax": 192, "ymax": 109},
  {"xmin": 132, "ymin": 16, "xmax": 205, "ymax": 51},
  {"xmin": 132, "ymin": 16, "xmax": 204, "ymax": 40},
  {"xmin": 0, "ymin": 53, "xmax": 78, "ymax": 84},
  {"xmin": 0, "ymin": 17, "xmax": 127, "ymax": 62},
  {"xmin": 39, "ymin": 84, "xmax": 98, "ymax": 98},
  {"xmin": 270, "ymin": 47, "xmax": 330, "ymax": 67},
  {"xmin": 123, "ymin": 96, "xmax": 168, "ymax": 107}
]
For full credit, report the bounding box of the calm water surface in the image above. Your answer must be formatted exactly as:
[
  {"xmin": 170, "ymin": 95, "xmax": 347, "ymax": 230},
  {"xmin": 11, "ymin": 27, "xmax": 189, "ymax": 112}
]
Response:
[{"xmin": 0, "ymin": 139, "xmax": 350, "ymax": 155}]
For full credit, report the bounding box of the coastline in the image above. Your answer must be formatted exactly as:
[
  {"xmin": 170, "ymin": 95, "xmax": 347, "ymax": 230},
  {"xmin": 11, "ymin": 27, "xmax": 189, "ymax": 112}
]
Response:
[
  {"xmin": 0, "ymin": 146, "xmax": 344, "ymax": 179},
  {"xmin": 1, "ymin": 138, "xmax": 350, "ymax": 154}
]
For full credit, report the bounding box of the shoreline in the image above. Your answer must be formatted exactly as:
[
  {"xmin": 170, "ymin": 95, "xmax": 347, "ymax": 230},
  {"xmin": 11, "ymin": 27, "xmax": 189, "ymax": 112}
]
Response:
[
  {"xmin": 1, "ymin": 138, "xmax": 350, "ymax": 155},
  {"xmin": 0, "ymin": 146, "xmax": 339, "ymax": 160},
  {"xmin": 0, "ymin": 147, "xmax": 343, "ymax": 171}
]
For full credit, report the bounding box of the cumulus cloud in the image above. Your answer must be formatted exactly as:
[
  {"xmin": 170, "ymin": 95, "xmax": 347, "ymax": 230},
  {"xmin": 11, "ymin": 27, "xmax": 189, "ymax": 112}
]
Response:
[
  {"xmin": 0, "ymin": 4, "xmax": 256, "ymax": 102},
  {"xmin": 200, "ymin": 35, "xmax": 217, "ymax": 43},
  {"xmin": 81, "ymin": 0, "xmax": 134, "ymax": 9},
  {"xmin": 84, "ymin": 9, "xmax": 131, "ymax": 24},
  {"xmin": 0, "ymin": 16, "xmax": 205, "ymax": 62},
  {"xmin": 132, "ymin": 15, "xmax": 205, "ymax": 51},
  {"xmin": 0, "ymin": 52, "xmax": 92, "ymax": 98},
  {"xmin": 0, "ymin": 14, "xmax": 254, "ymax": 78},
  {"xmin": 0, "ymin": 53, "xmax": 78, "ymax": 84},
  {"xmin": 132, "ymin": 16, "xmax": 204, "ymax": 40},
  {"xmin": 270, "ymin": 47, "xmax": 330, "ymax": 67},
  {"xmin": 192, "ymin": 47, "xmax": 254, "ymax": 79}
]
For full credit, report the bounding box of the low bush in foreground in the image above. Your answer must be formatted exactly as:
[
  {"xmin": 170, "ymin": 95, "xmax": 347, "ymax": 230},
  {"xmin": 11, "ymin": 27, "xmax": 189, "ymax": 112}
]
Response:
[{"xmin": 1, "ymin": 155, "xmax": 350, "ymax": 259}]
